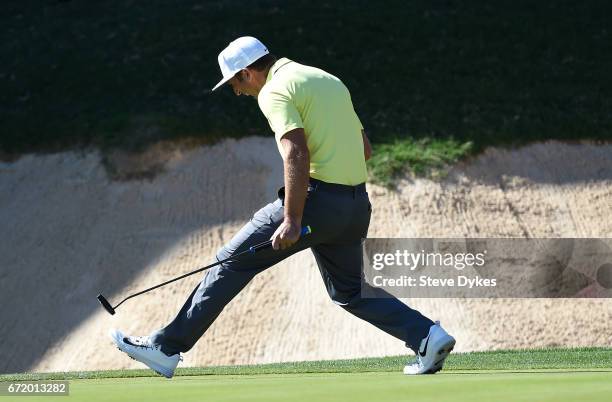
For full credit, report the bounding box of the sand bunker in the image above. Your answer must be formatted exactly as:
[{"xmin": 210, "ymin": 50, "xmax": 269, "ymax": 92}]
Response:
[{"xmin": 0, "ymin": 138, "xmax": 610, "ymax": 374}]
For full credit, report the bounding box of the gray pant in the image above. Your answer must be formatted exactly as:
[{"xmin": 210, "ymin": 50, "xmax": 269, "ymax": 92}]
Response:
[{"xmin": 150, "ymin": 182, "xmax": 433, "ymax": 354}]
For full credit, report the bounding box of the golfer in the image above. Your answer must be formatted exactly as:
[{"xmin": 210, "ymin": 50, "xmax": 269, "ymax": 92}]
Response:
[{"xmin": 111, "ymin": 36, "xmax": 455, "ymax": 377}]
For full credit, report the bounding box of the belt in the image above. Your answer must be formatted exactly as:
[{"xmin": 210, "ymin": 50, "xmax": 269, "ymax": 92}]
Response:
[
  {"xmin": 308, "ymin": 178, "xmax": 366, "ymax": 196},
  {"xmin": 278, "ymin": 179, "xmax": 366, "ymax": 201}
]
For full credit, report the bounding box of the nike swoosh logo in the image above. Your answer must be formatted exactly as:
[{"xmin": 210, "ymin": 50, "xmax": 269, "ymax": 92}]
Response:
[{"xmin": 418, "ymin": 334, "xmax": 431, "ymax": 357}]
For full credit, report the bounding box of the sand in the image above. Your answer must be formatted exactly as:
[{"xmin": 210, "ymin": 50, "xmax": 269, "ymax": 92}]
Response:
[{"xmin": 0, "ymin": 138, "xmax": 610, "ymax": 374}]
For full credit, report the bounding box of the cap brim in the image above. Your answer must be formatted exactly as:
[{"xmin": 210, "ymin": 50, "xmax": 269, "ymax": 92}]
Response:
[{"xmin": 212, "ymin": 75, "xmax": 233, "ymax": 91}]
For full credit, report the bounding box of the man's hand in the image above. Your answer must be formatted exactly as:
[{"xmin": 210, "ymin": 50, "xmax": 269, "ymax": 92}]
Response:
[{"xmin": 271, "ymin": 218, "xmax": 302, "ymax": 250}]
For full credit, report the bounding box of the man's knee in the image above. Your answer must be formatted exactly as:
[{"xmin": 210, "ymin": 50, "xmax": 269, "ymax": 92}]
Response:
[
  {"xmin": 214, "ymin": 244, "xmax": 269, "ymax": 275},
  {"xmin": 216, "ymin": 245, "xmax": 231, "ymax": 264},
  {"xmin": 326, "ymin": 286, "xmax": 361, "ymax": 308}
]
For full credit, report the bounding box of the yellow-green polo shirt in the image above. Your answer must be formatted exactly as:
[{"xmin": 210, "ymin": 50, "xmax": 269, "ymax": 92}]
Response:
[{"xmin": 257, "ymin": 58, "xmax": 367, "ymax": 186}]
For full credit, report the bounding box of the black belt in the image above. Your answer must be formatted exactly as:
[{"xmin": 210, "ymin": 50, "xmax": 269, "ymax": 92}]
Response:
[
  {"xmin": 308, "ymin": 178, "xmax": 366, "ymax": 195},
  {"xmin": 278, "ymin": 178, "xmax": 366, "ymax": 201}
]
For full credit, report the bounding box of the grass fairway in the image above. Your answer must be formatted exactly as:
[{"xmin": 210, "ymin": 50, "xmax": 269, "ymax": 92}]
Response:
[
  {"xmin": 2, "ymin": 348, "xmax": 611, "ymax": 401},
  {"xmin": 7, "ymin": 371, "xmax": 612, "ymax": 402}
]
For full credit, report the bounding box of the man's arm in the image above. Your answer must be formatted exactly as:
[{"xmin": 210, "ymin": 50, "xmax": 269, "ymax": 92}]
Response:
[
  {"xmin": 362, "ymin": 130, "xmax": 372, "ymax": 161},
  {"xmin": 271, "ymin": 128, "xmax": 310, "ymax": 250}
]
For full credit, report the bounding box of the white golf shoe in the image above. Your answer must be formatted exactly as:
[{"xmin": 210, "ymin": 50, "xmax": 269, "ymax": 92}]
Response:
[
  {"xmin": 403, "ymin": 321, "xmax": 455, "ymax": 375},
  {"xmin": 110, "ymin": 329, "xmax": 182, "ymax": 378}
]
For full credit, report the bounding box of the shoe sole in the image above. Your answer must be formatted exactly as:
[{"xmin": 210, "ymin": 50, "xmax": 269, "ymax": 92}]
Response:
[
  {"xmin": 122, "ymin": 349, "xmax": 173, "ymax": 378},
  {"xmin": 423, "ymin": 338, "xmax": 456, "ymax": 374},
  {"xmin": 110, "ymin": 330, "xmax": 175, "ymax": 378}
]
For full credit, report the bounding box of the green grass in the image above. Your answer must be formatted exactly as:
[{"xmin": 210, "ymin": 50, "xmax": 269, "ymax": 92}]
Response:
[
  {"xmin": 2, "ymin": 349, "xmax": 610, "ymax": 401},
  {"xmin": 1, "ymin": 347, "xmax": 610, "ymax": 381},
  {"xmin": 368, "ymin": 137, "xmax": 473, "ymax": 185},
  {"xmin": 1, "ymin": 1, "xmax": 611, "ymax": 182},
  {"xmin": 5, "ymin": 372, "xmax": 612, "ymax": 402}
]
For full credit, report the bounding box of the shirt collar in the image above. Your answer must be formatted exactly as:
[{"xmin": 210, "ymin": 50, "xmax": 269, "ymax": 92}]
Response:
[{"xmin": 265, "ymin": 57, "xmax": 292, "ymax": 83}]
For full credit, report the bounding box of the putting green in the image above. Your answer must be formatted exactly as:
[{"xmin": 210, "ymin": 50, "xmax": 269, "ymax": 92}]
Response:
[{"xmin": 9, "ymin": 370, "xmax": 612, "ymax": 402}]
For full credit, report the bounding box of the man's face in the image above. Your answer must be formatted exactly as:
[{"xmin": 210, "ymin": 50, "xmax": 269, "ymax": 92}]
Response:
[{"xmin": 228, "ymin": 70, "xmax": 257, "ymax": 97}]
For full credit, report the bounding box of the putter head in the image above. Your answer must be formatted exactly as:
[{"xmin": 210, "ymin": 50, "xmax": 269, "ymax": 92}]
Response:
[{"xmin": 97, "ymin": 294, "xmax": 116, "ymax": 315}]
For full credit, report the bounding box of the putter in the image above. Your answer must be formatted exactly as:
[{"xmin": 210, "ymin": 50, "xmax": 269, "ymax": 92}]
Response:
[{"xmin": 97, "ymin": 226, "xmax": 312, "ymax": 315}]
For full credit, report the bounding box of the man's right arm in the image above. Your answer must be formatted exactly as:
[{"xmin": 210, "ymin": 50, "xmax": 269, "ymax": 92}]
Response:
[{"xmin": 362, "ymin": 130, "xmax": 372, "ymax": 161}]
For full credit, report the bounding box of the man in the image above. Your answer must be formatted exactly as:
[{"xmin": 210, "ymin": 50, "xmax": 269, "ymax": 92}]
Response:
[{"xmin": 111, "ymin": 36, "xmax": 455, "ymax": 378}]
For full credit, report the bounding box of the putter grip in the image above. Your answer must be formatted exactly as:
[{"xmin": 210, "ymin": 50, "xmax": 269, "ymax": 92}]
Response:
[{"xmin": 249, "ymin": 226, "xmax": 312, "ymax": 253}]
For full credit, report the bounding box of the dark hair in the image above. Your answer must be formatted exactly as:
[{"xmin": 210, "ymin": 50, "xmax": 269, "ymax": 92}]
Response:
[
  {"xmin": 234, "ymin": 53, "xmax": 277, "ymax": 82},
  {"xmin": 247, "ymin": 53, "xmax": 277, "ymax": 72}
]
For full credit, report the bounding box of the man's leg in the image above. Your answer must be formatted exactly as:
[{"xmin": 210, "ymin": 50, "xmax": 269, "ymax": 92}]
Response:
[
  {"xmin": 311, "ymin": 241, "xmax": 434, "ymax": 352},
  {"xmin": 150, "ymin": 198, "xmax": 316, "ymax": 355},
  {"xmin": 309, "ymin": 186, "xmax": 434, "ymax": 352}
]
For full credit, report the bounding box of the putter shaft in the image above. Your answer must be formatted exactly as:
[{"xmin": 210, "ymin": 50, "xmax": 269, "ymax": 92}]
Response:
[{"xmin": 98, "ymin": 226, "xmax": 311, "ymax": 314}]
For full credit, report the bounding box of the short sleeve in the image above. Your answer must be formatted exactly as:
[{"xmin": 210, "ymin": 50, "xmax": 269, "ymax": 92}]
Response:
[
  {"xmin": 355, "ymin": 113, "xmax": 364, "ymax": 131},
  {"xmin": 258, "ymin": 89, "xmax": 304, "ymax": 142}
]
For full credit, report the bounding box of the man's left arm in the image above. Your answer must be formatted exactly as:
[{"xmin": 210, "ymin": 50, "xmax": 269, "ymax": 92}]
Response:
[{"xmin": 271, "ymin": 128, "xmax": 310, "ymax": 250}]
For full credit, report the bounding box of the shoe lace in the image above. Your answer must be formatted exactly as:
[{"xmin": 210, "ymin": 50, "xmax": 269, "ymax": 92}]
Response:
[
  {"xmin": 126, "ymin": 336, "xmax": 158, "ymax": 350},
  {"xmin": 413, "ymin": 354, "xmax": 424, "ymax": 368},
  {"xmin": 126, "ymin": 336, "xmax": 182, "ymax": 360}
]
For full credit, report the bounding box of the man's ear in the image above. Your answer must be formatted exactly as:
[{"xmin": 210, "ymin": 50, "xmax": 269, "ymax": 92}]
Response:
[
  {"xmin": 242, "ymin": 69, "xmax": 252, "ymax": 82},
  {"xmin": 234, "ymin": 70, "xmax": 244, "ymax": 82}
]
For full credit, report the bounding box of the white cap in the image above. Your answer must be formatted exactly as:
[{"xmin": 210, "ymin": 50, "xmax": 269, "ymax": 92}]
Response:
[{"xmin": 212, "ymin": 36, "xmax": 269, "ymax": 91}]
